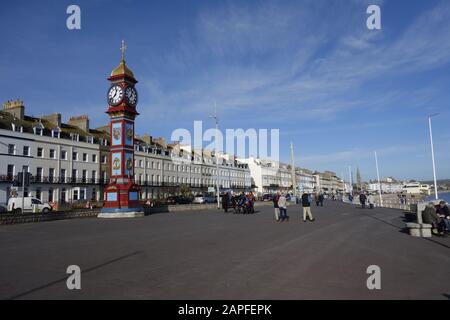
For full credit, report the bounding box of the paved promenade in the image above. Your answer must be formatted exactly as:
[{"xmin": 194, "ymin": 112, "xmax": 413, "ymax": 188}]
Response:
[{"xmin": 0, "ymin": 201, "xmax": 449, "ymax": 300}]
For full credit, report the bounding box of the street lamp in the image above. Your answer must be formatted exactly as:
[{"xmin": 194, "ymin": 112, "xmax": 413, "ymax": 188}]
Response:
[
  {"xmin": 209, "ymin": 102, "xmax": 221, "ymax": 209},
  {"xmin": 428, "ymin": 114, "xmax": 439, "ymax": 200},
  {"xmin": 374, "ymin": 151, "xmax": 383, "ymax": 207}
]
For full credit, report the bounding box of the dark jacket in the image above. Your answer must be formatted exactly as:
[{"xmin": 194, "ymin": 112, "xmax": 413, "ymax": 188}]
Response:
[
  {"xmin": 273, "ymin": 195, "xmax": 279, "ymax": 208},
  {"xmin": 359, "ymin": 194, "xmax": 367, "ymax": 203},
  {"xmin": 438, "ymin": 205, "xmax": 450, "ymax": 218},
  {"xmin": 221, "ymin": 194, "xmax": 229, "ymax": 208},
  {"xmin": 422, "ymin": 206, "xmax": 440, "ymax": 226},
  {"xmin": 301, "ymin": 193, "xmax": 310, "ymax": 207}
]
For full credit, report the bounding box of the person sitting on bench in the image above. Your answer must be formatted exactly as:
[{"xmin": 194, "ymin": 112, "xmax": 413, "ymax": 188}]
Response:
[{"xmin": 422, "ymin": 202, "xmax": 445, "ymax": 236}]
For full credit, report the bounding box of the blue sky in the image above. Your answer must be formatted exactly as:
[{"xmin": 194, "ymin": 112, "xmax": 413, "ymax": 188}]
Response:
[{"xmin": 1, "ymin": 0, "xmax": 450, "ymax": 181}]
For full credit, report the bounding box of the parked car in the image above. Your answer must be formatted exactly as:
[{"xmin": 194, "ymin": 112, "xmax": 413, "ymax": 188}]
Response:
[
  {"xmin": 0, "ymin": 204, "xmax": 7, "ymax": 214},
  {"xmin": 262, "ymin": 194, "xmax": 274, "ymax": 202},
  {"xmin": 166, "ymin": 196, "xmax": 192, "ymax": 205},
  {"xmin": 192, "ymin": 194, "xmax": 206, "ymax": 204},
  {"xmin": 7, "ymin": 197, "xmax": 52, "ymax": 213}
]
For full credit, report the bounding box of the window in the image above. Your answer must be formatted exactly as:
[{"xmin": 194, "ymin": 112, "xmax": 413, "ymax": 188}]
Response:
[
  {"xmin": 8, "ymin": 144, "xmax": 15, "ymax": 155},
  {"xmin": 36, "ymin": 167, "xmax": 43, "ymax": 181},
  {"xmin": 87, "ymin": 136, "xmax": 94, "ymax": 144},
  {"xmin": 7, "ymin": 165, "xmax": 14, "ymax": 179},
  {"xmin": 101, "ymin": 155, "xmax": 107, "ymax": 164},
  {"xmin": 71, "ymin": 133, "xmax": 79, "ymax": 142},
  {"xmin": 80, "ymin": 189, "xmax": 85, "ymax": 200},
  {"xmin": 82, "ymin": 153, "xmax": 88, "ymax": 162},
  {"xmin": 37, "ymin": 148, "xmax": 43, "ymax": 158},
  {"xmin": 72, "ymin": 169, "xmax": 77, "ymax": 181},
  {"xmin": 82, "ymin": 170, "xmax": 87, "ymax": 182},
  {"xmin": 34, "ymin": 125, "xmax": 43, "ymax": 136},
  {"xmin": 49, "ymin": 149, "xmax": 55, "ymax": 159},
  {"xmin": 92, "ymin": 154, "xmax": 97, "ymax": 163},
  {"xmin": 61, "ymin": 188, "xmax": 66, "ymax": 203},
  {"xmin": 48, "ymin": 188, "xmax": 54, "ymax": 202},
  {"xmin": 35, "ymin": 189, "xmax": 41, "ymax": 200},
  {"xmin": 23, "ymin": 146, "xmax": 30, "ymax": 156},
  {"xmin": 139, "ymin": 160, "xmax": 143, "ymax": 168},
  {"xmin": 91, "ymin": 170, "xmax": 96, "ymax": 182},
  {"xmin": 61, "ymin": 169, "xmax": 66, "ymax": 182},
  {"xmin": 49, "ymin": 168, "xmax": 55, "ymax": 182},
  {"xmin": 12, "ymin": 123, "xmax": 23, "ymax": 132},
  {"xmin": 52, "ymin": 129, "xmax": 60, "ymax": 138},
  {"xmin": 61, "ymin": 150, "xmax": 67, "ymax": 160},
  {"xmin": 72, "ymin": 152, "xmax": 78, "ymax": 161},
  {"xmin": 73, "ymin": 189, "xmax": 79, "ymax": 201}
]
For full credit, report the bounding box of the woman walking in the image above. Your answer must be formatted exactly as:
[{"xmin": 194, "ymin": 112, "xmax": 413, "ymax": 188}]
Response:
[{"xmin": 278, "ymin": 193, "xmax": 289, "ymax": 222}]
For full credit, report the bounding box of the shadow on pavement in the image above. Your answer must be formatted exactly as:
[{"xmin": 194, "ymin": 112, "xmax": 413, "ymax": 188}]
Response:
[{"xmin": 6, "ymin": 251, "xmax": 143, "ymax": 300}]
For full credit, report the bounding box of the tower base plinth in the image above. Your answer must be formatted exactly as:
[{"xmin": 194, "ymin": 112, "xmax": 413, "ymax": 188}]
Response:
[{"xmin": 98, "ymin": 207, "xmax": 144, "ymax": 218}]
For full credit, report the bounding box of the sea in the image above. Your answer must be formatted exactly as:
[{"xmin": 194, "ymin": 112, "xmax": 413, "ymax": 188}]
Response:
[{"xmin": 425, "ymin": 192, "xmax": 450, "ymax": 203}]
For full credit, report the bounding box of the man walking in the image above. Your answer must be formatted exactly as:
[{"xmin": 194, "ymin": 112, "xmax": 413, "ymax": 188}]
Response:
[
  {"xmin": 273, "ymin": 192, "xmax": 280, "ymax": 221},
  {"xmin": 301, "ymin": 192, "xmax": 315, "ymax": 222},
  {"xmin": 359, "ymin": 193, "xmax": 367, "ymax": 209},
  {"xmin": 319, "ymin": 192, "xmax": 324, "ymax": 207},
  {"xmin": 221, "ymin": 193, "xmax": 229, "ymax": 213}
]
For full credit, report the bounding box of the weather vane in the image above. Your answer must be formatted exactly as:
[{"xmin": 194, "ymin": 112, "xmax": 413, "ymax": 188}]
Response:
[{"xmin": 120, "ymin": 40, "xmax": 127, "ymax": 62}]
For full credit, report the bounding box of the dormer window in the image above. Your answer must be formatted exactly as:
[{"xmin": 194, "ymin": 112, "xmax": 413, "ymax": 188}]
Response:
[
  {"xmin": 87, "ymin": 136, "xmax": 94, "ymax": 144},
  {"xmin": 33, "ymin": 123, "xmax": 44, "ymax": 136},
  {"xmin": 52, "ymin": 128, "xmax": 61, "ymax": 138},
  {"xmin": 11, "ymin": 123, "xmax": 23, "ymax": 132},
  {"xmin": 70, "ymin": 133, "xmax": 79, "ymax": 142}
]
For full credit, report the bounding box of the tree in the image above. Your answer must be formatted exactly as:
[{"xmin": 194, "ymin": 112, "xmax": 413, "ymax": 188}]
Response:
[
  {"xmin": 179, "ymin": 184, "xmax": 191, "ymax": 197},
  {"xmin": 356, "ymin": 167, "xmax": 362, "ymax": 193}
]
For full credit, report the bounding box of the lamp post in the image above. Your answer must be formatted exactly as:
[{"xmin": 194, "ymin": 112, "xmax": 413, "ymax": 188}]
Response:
[
  {"xmin": 290, "ymin": 142, "xmax": 297, "ymax": 197},
  {"xmin": 209, "ymin": 102, "xmax": 220, "ymax": 209},
  {"xmin": 428, "ymin": 114, "xmax": 439, "ymax": 200},
  {"xmin": 374, "ymin": 151, "xmax": 383, "ymax": 206}
]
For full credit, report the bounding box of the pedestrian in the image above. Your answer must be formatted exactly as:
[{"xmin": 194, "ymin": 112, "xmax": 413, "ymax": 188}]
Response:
[
  {"xmin": 273, "ymin": 192, "xmax": 280, "ymax": 221},
  {"xmin": 359, "ymin": 193, "xmax": 367, "ymax": 209},
  {"xmin": 301, "ymin": 192, "xmax": 315, "ymax": 222},
  {"xmin": 221, "ymin": 193, "xmax": 229, "ymax": 213},
  {"xmin": 367, "ymin": 194, "xmax": 374, "ymax": 209},
  {"xmin": 319, "ymin": 192, "xmax": 324, "ymax": 207},
  {"xmin": 315, "ymin": 192, "xmax": 320, "ymax": 206},
  {"xmin": 278, "ymin": 193, "xmax": 289, "ymax": 222},
  {"xmin": 422, "ymin": 202, "xmax": 445, "ymax": 236}
]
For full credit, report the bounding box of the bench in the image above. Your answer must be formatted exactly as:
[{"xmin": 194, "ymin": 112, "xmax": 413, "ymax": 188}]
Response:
[{"xmin": 405, "ymin": 222, "xmax": 433, "ymax": 237}]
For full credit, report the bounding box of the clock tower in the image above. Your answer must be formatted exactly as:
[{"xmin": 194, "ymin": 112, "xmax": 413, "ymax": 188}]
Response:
[{"xmin": 98, "ymin": 41, "xmax": 144, "ymax": 218}]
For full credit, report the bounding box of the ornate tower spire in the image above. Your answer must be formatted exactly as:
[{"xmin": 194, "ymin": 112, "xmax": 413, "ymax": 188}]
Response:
[{"xmin": 120, "ymin": 40, "xmax": 126, "ymax": 63}]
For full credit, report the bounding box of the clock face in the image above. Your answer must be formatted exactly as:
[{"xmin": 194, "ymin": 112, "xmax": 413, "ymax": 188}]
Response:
[
  {"xmin": 125, "ymin": 86, "xmax": 138, "ymax": 107},
  {"xmin": 108, "ymin": 85, "xmax": 124, "ymax": 106}
]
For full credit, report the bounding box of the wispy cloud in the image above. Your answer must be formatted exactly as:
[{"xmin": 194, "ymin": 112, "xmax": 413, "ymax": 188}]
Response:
[{"xmin": 139, "ymin": 0, "xmax": 450, "ymax": 130}]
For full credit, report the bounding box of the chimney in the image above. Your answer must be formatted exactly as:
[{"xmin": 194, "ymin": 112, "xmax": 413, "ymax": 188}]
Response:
[
  {"xmin": 154, "ymin": 137, "xmax": 167, "ymax": 148},
  {"xmin": 3, "ymin": 99, "xmax": 25, "ymax": 120},
  {"xmin": 68, "ymin": 115, "xmax": 89, "ymax": 132},
  {"xmin": 42, "ymin": 113, "xmax": 61, "ymax": 128},
  {"xmin": 141, "ymin": 133, "xmax": 152, "ymax": 145}
]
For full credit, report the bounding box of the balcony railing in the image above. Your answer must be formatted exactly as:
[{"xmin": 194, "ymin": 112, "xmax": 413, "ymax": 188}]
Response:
[
  {"xmin": 1, "ymin": 175, "xmax": 110, "ymax": 185},
  {"xmin": 1, "ymin": 174, "xmax": 251, "ymax": 190}
]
